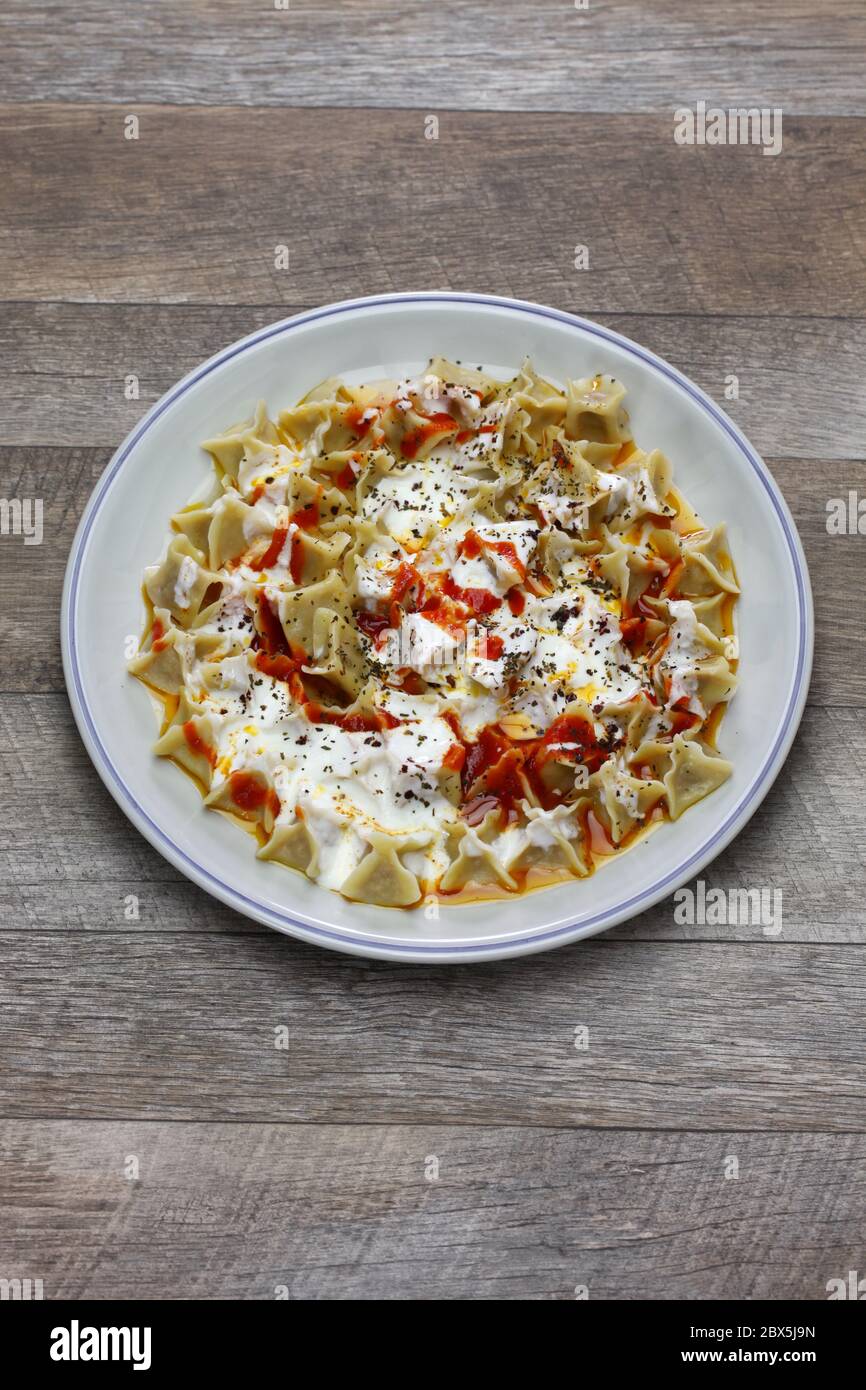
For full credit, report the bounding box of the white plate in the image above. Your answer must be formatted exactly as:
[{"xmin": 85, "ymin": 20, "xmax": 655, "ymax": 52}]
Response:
[{"xmin": 61, "ymin": 293, "xmax": 813, "ymax": 963}]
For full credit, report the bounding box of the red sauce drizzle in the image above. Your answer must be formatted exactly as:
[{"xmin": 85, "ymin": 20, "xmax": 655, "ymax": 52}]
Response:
[
  {"xmin": 506, "ymin": 587, "xmax": 526, "ymax": 617},
  {"xmin": 540, "ymin": 713, "xmax": 608, "ymax": 775},
  {"xmin": 668, "ymin": 703, "xmax": 700, "ymax": 735},
  {"xmin": 458, "ymin": 529, "xmax": 526, "ymax": 581},
  {"xmin": 400, "ymin": 412, "xmax": 457, "ymax": 459},
  {"xmin": 251, "ymin": 502, "xmax": 319, "ymax": 579},
  {"xmin": 393, "ymin": 670, "xmax": 428, "ymax": 695},
  {"xmin": 355, "ymin": 611, "xmax": 393, "ymax": 647},
  {"xmin": 303, "ymin": 704, "xmax": 400, "ymax": 733},
  {"xmin": 255, "ymin": 590, "xmax": 290, "ymax": 656},
  {"xmin": 183, "ymin": 720, "xmax": 216, "ymax": 767},
  {"xmin": 624, "ymin": 559, "xmax": 686, "ymax": 623},
  {"xmin": 454, "ymin": 421, "xmax": 496, "ymax": 446},
  {"xmin": 254, "ymin": 586, "xmax": 406, "ymax": 731},
  {"xmin": 228, "ymin": 770, "xmax": 270, "ymax": 813},
  {"xmin": 451, "ymin": 710, "xmax": 616, "ymax": 826},
  {"xmin": 442, "ymin": 711, "xmax": 463, "ymax": 739},
  {"xmin": 461, "ymin": 727, "xmax": 509, "ymax": 795},
  {"xmin": 287, "ymin": 500, "xmax": 320, "ymax": 585},
  {"xmin": 442, "ymin": 742, "xmax": 466, "ymax": 772},
  {"xmin": 252, "ymin": 523, "xmax": 289, "ymax": 572},
  {"xmin": 390, "ymin": 562, "xmax": 424, "ymax": 607},
  {"xmin": 442, "ymin": 574, "xmax": 501, "ymax": 616},
  {"xmin": 255, "ymin": 649, "xmax": 305, "ymax": 682},
  {"xmin": 292, "ymin": 501, "xmax": 319, "ymax": 531},
  {"xmin": 345, "ymin": 404, "xmax": 376, "ymax": 438},
  {"xmin": 460, "ymin": 530, "xmax": 483, "ymax": 560}
]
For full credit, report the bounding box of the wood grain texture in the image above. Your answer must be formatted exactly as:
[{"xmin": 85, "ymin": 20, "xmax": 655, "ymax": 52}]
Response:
[
  {"xmin": 1, "ymin": 106, "xmax": 864, "ymax": 316},
  {"xmin": 2, "ymin": 931, "xmax": 866, "ymax": 1128},
  {"xmin": 1, "ymin": 0, "xmax": 864, "ymax": 116},
  {"xmin": 1, "ymin": 1121, "xmax": 862, "ymax": 1300},
  {"xmin": 4, "ymin": 304, "xmax": 866, "ymax": 458}
]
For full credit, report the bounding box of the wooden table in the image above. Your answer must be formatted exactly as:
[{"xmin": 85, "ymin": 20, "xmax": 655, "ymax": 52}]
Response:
[{"xmin": 1, "ymin": 1, "xmax": 865, "ymax": 1300}]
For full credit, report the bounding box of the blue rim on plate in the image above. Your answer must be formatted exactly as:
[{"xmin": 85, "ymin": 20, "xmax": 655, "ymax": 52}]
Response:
[{"xmin": 62, "ymin": 293, "xmax": 813, "ymax": 960}]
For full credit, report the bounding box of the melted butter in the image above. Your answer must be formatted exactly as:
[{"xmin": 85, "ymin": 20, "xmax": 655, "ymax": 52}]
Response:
[{"xmin": 669, "ymin": 485, "xmax": 704, "ymax": 536}]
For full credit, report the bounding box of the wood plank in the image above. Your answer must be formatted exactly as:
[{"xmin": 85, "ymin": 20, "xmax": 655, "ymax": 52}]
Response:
[
  {"xmin": 1, "ymin": 1, "xmax": 864, "ymax": 116},
  {"xmin": 1, "ymin": 107, "xmax": 864, "ymax": 315},
  {"xmin": 4, "ymin": 304, "xmax": 866, "ymax": 459},
  {"xmin": 0, "ymin": 1120, "xmax": 862, "ymax": 1300},
  {"xmin": 1, "ymin": 931, "xmax": 865, "ymax": 1127},
  {"xmin": 0, "ymin": 700, "xmax": 864, "ymax": 943}
]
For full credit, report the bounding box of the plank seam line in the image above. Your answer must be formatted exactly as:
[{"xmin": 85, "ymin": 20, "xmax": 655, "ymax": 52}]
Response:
[
  {"xmin": 1, "ymin": 1116, "xmax": 864, "ymax": 1135},
  {"xmin": 3, "ymin": 303, "xmax": 866, "ymax": 325},
  {"xmin": 1, "ymin": 100, "xmax": 865, "ymax": 119}
]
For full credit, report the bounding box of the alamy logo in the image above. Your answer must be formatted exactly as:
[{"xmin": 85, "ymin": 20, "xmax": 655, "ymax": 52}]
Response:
[
  {"xmin": 826, "ymin": 491, "xmax": 866, "ymax": 535},
  {"xmin": 0, "ymin": 497, "xmax": 43, "ymax": 545},
  {"xmin": 50, "ymin": 1321, "xmax": 152, "ymax": 1371},
  {"xmin": 0, "ymin": 1276, "xmax": 43, "ymax": 1299},
  {"xmin": 826, "ymin": 1270, "xmax": 866, "ymax": 1299},
  {"xmin": 674, "ymin": 101, "xmax": 783, "ymax": 157},
  {"xmin": 673, "ymin": 880, "xmax": 782, "ymax": 936}
]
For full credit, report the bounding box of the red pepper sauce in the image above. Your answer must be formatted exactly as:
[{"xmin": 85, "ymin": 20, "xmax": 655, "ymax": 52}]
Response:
[
  {"xmin": 418, "ymin": 592, "xmax": 468, "ymax": 640},
  {"xmin": 393, "ymin": 670, "xmax": 428, "ymax": 695},
  {"xmin": 292, "ymin": 501, "xmax": 319, "ymax": 531},
  {"xmin": 506, "ymin": 587, "xmax": 526, "ymax": 617},
  {"xmin": 442, "ymin": 742, "xmax": 466, "ymax": 772},
  {"xmin": 668, "ymin": 703, "xmax": 701, "ymax": 736},
  {"xmin": 345, "ymin": 404, "xmax": 376, "ymax": 438},
  {"xmin": 400, "ymin": 412, "xmax": 458, "ymax": 459},
  {"xmin": 622, "ymin": 556, "xmax": 686, "ymax": 626},
  {"xmin": 335, "ymin": 462, "xmax": 358, "ymax": 489},
  {"xmin": 228, "ymin": 770, "xmax": 271, "ymax": 815},
  {"xmin": 288, "ymin": 500, "xmax": 320, "ymax": 584},
  {"xmin": 254, "ymin": 648, "xmax": 305, "ymax": 682},
  {"xmin": 539, "ymin": 712, "xmax": 609, "ymax": 775},
  {"xmin": 441, "ymin": 711, "xmax": 463, "ymax": 740},
  {"xmin": 183, "ymin": 720, "xmax": 216, "ymax": 767},
  {"xmin": 355, "ymin": 611, "xmax": 393, "ymax": 646},
  {"xmin": 442, "ymin": 573, "xmax": 501, "ymax": 616},
  {"xmin": 390, "ymin": 562, "xmax": 424, "ymax": 607},
  {"xmin": 252, "ymin": 524, "xmax": 289, "ymax": 572},
  {"xmin": 461, "ymin": 726, "xmax": 509, "ymax": 795},
  {"xmin": 454, "ymin": 421, "xmax": 496, "ymax": 446},
  {"xmin": 458, "ymin": 529, "xmax": 526, "ymax": 581},
  {"xmin": 255, "ymin": 590, "xmax": 290, "ymax": 656},
  {"xmin": 302, "ymin": 704, "xmax": 400, "ymax": 733}
]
